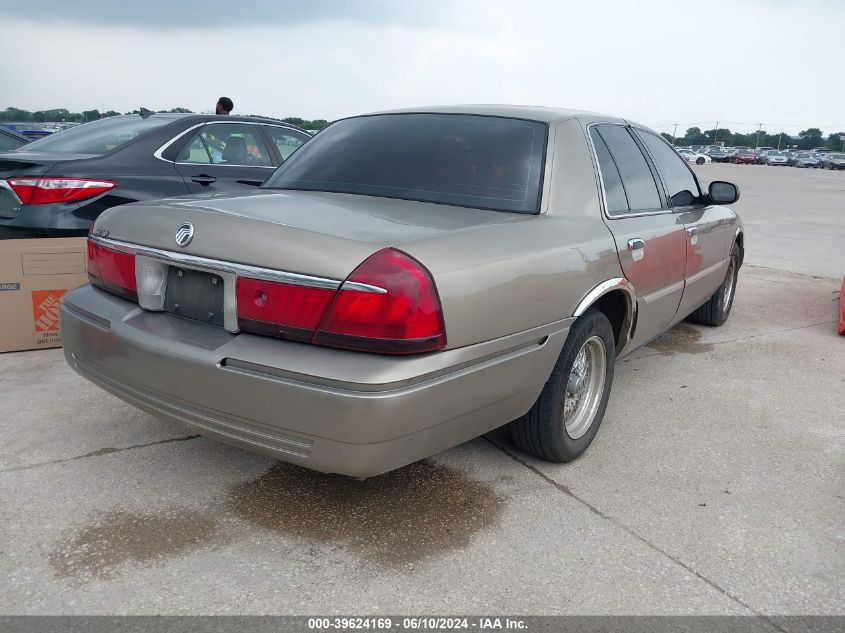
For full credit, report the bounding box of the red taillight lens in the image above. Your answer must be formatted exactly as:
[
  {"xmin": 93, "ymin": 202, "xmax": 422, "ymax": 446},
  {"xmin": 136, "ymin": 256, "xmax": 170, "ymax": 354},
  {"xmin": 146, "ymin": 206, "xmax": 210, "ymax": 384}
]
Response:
[
  {"xmin": 8, "ymin": 177, "xmax": 116, "ymax": 205},
  {"xmin": 87, "ymin": 239, "xmax": 137, "ymax": 301},
  {"xmin": 314, "ymin": 248, "xmax": 446, "ymax": 354},
  {"xmin": 236, "ymin": 277, "xmax": 336, "ymax": 342}
]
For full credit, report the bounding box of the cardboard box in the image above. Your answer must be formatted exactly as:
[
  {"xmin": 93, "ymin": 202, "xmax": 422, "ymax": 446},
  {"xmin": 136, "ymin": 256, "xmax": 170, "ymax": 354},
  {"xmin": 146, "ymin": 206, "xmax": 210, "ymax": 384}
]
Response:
[{"xmin": 0, "ymin": 237, "xmax": 88, "ymax": 353}]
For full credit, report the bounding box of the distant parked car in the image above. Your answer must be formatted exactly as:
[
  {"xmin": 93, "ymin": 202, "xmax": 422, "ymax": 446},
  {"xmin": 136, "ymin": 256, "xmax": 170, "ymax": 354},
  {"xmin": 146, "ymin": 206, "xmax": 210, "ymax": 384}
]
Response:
[
  {"xmin": 706, "ymin": 147, "xmax": 729, "ymax": 162},
  {"xmin": 820, "ymin": 153, "xmax": 845, "ymax": 170},
  {"xmin": 730, "ymin": 149, "xmax": 757, "ymax": 164},
  {"xmin": 789, "ymin": 152, "xmax": 819, "ymax": 168},
  {"xmin": 677, "ymin": 148, "xmax": 711, "ymax": 164},
  {"xmin": 0, "ymin": 127, "xmax": 30, "ymax": 151},
  {"xmin": 0, "ymin": 113, "xmax": 311, "ymax": 234},
  {"xmin": 765, "ymin": 151, "xmax": 789, "ymax": 166}
]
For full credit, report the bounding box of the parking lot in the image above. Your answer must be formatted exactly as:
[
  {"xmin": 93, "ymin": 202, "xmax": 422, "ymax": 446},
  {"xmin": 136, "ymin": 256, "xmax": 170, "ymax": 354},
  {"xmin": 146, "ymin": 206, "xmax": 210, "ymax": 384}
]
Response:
[{"xmin": 0, "ymin": 163, "xmax": 842, "ymax": 615}]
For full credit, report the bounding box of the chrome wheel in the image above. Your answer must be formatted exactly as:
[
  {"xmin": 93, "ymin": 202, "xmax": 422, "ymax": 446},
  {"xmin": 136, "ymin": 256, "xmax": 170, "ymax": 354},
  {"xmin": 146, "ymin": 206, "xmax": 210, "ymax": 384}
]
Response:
[
  {"xmin": 563, "ymin": 336, "xmax": 607, "ymax": 440},
  {"xmin": 722, "ymin": 256, "xmax": 736, "ymax": 313}
]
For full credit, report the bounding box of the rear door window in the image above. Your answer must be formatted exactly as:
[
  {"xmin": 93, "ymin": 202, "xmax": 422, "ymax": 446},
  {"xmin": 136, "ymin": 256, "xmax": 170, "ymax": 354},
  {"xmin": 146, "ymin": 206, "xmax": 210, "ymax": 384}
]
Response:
[
  {"xmin": 590, "ymin": 128, "xmax": 629, "ymax": 214},
  {"xmin": 592, "ymin": 125, "xmax": 663, "ymax": 213},
  {"xmin": 177, "ymin": 134, "xmax": 212, "ymax": 163},
  {"xmin": 179, "ymin": 123, "xmax": 272, "ymax": 167},
  {"xmin": 264, "ymin": 126, "xmax": 310, "ymax": 161}
]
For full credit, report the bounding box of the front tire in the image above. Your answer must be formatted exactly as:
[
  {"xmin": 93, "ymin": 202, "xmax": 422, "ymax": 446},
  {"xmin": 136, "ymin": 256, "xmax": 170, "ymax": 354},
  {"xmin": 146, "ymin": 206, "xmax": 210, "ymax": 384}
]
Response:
[
  {"xmin": 696, "ymin": 157, "xmax": 705, "ymax": 165},
  {"xmin": 687, "ymin": 242, "xmax": 740, "ymax": 327},
  {"xmin": 510, "ymin": 308, "xmax": 615, "ymax": 462}
]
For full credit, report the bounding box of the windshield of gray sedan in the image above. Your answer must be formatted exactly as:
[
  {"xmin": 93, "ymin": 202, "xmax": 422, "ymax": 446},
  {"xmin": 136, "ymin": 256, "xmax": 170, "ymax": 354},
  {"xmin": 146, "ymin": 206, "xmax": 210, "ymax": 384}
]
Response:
[
  {"xmin": 18, "ymin": 115, "xmax": 172, "ymax": 155},
  {"xmin": 262, "ymin": 113, "xmax": 548, "ymax": 213}
]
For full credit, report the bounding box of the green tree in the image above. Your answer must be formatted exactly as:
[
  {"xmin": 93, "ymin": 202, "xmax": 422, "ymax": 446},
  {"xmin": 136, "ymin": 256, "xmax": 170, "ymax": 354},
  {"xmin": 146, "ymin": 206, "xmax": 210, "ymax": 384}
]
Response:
[
  {"xmin": 826, "ymin": 132, "xmax": 845, "ymax": 151},
  {"xmin": 798, "ymin": 128, "xmax": 824, "ymax": 149},
  {"xmin": 82, "ymin": 109, "xmax": 101, "ymax": 122}
]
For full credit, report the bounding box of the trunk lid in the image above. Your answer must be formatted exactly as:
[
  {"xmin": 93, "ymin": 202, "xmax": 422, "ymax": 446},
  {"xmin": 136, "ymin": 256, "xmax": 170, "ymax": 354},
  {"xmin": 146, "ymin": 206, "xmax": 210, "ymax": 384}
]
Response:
[
  {"xmin": 0, "ymin": 151, "xmax": 96, "ymax": 219},
  {"xmin": 95, "ymin": 189, "xmax": 529, "ymax": 280}
]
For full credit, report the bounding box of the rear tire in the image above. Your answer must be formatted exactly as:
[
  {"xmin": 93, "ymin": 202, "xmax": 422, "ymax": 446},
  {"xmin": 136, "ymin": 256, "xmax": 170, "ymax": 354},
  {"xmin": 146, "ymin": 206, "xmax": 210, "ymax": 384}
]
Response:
[
  {"xmin": 687, "ymin": 242, "xmax": 740, "ymax": 327},
  {"xmin": 696, "ymin": 157, "xmax": 705, "ymax": 165},
  {"xmin": 510, "ymin": 308, "xmax": 615, "ymax": 462}
]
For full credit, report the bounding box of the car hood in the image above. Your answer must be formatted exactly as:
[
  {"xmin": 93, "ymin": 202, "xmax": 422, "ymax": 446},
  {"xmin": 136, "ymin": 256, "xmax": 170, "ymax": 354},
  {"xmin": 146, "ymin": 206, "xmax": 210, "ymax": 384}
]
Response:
[{"xmin": 94, "ymin": 189, "xmax": 532, "ymax": 281}]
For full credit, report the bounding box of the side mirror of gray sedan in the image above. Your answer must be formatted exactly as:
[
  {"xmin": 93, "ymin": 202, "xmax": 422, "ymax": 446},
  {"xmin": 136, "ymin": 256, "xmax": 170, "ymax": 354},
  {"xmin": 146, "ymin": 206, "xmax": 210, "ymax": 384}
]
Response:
[{"xmin": 709, "ymin": 181, "xmax": 740, "ymax": 205}]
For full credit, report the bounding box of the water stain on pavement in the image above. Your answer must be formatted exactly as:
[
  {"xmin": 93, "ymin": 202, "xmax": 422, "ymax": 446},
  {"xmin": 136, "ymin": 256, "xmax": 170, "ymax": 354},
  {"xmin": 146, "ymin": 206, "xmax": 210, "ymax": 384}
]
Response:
[
  {"xmin": 227, "ymin": 459, "xmax": 505, "ymax": 567},
  {"xmin": 646, "ymin": 324, "xmax": 714, "ymax": 355},
  {"xmin": 49, "ymin": 508, "xmax": 220, "ymax": 579}
]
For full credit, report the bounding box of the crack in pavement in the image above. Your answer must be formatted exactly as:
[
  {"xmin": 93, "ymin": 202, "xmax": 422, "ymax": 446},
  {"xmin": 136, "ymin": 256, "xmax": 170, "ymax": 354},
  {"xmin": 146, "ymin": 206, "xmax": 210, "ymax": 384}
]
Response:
[
  {"xmin": 0, "ymin": 435, "xmax": 201, "ymax": 474},
  {"xmin": 627, "ymin": 320, "xmax": 838, "ymax": 363},
  {"xmin": 484, "ymin": 436, "xmax": 789, "ymax": 631},
  {"xmin": 741, "ymin": 264, "xmax": 839, "ymax": 281}
]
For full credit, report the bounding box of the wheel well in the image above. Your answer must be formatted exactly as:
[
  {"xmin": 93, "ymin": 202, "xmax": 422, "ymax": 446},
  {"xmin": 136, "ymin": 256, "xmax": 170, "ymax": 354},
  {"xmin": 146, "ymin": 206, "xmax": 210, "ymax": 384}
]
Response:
[
  {"xmin": 735, "ymin": 232, "xmax": 745, "ymax": 266},
  {"xmin": 592, "ymin": 290, "xmax": 630, "ymax": 354}
]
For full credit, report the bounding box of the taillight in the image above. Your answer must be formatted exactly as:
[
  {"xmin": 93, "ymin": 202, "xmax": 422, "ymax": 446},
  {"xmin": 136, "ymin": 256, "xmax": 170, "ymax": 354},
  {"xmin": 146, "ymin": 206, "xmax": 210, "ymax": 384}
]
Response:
[
  {"xmin": 236, "ymin": 278, "xmax": 336, "ymax": 342},
  {"xmin": 314, "ymin": 248, "xmax": 446, "ymax": 354},
  {"xmin": 235, "ymin": 248, "xmax": 446, "ymax": 354},
  {"xmin": 7, "ymin": 177, "xmax": 116, "ymax": 205},
  {"xmin": 87, "ymin": 239, "xmax": 137, "ymax": 301}
]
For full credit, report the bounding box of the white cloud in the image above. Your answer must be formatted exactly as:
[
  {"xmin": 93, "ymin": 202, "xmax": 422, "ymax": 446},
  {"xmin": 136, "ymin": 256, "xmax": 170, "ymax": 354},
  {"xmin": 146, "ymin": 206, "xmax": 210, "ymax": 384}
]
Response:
[{"xmin": 0, "ymin": 0, "xmax": 842, "ymax": 135}]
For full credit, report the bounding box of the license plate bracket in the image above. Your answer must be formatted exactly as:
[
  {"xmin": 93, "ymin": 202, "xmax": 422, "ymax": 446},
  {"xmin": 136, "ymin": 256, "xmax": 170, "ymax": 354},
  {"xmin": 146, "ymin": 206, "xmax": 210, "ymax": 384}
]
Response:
[{"xmin": 164, "ymin": 267, "xmax": 225, "ymax": 326}]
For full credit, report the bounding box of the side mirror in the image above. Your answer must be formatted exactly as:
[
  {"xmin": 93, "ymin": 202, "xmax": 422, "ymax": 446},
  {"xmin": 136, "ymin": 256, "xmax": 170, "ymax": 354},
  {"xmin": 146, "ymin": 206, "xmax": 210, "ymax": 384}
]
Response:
[{"xmin": 708, "ymin": 181, "xmax": 739, "ymax": 205}]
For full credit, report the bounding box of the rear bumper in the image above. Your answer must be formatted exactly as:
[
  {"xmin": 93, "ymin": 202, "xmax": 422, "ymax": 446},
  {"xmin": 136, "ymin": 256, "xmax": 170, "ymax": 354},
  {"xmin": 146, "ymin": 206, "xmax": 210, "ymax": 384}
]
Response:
[
  {"xmin": 0, "ymin": 200, "xmax": 91, "ymax": 233},
  {"xmin": 61, "ymin": 285, "xmax": 570, "ymax": 477}
]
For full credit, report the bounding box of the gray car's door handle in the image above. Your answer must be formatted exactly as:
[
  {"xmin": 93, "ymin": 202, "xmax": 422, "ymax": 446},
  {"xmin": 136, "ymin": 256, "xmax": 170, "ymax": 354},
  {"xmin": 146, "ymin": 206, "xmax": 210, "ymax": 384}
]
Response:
[
  {"xmin": 627, "ymin": 238, "xmax": 645, "ymax": 262},
  {"xmin": 686, "ymin": 226, "xmax": 699, "ymax": 245},
  {"xmin": 191, "ymin": 174, "xmax": 217, "ymax": 185}
]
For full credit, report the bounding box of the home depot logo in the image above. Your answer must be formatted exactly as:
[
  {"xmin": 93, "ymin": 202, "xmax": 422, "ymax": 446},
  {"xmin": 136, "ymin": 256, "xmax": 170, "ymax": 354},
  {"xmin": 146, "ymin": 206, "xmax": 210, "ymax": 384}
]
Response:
[{"xmin": 31, "ymin": 289, "xmax": 68, "ymax": 333}]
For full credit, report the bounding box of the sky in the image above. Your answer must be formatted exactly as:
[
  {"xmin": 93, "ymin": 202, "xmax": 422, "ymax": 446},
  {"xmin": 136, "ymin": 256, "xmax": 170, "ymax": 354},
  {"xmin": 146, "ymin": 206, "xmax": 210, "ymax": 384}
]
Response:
[{"xmin": 1, "ymin": 0, "xmax": 843, "ymax": 136}]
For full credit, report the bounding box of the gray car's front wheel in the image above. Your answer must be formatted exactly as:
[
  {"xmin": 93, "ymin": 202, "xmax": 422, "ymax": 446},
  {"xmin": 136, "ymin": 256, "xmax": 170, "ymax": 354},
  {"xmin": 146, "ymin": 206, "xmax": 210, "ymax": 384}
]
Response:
[{"xmin": 510, "ymin": 308, "xmax": 615, "ymax": 462}]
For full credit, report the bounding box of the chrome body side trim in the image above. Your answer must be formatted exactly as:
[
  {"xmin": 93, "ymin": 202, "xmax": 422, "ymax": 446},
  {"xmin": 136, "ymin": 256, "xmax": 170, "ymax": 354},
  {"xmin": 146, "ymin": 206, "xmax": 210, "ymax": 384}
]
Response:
[
  {"xmin": 153, "ymin": 123, "xmax": 205, "ymax": 162},
  {"xmin": 640, "ymin": 279, "xmax": 685, "ymax": 304},
  {"xmin": 89, "ymin": 235, "xmax": 386, "ymax": 294},
  {"xmin": 573, "ymin": 277, "xmax": 637, "ymax": 355},
  {"xmin": 573, "ymin": 277, "xmax": 636, "ymax": 318},
  {"xmin": 685, "ymin": 258, "xmax": 729, "ymax": 285}
]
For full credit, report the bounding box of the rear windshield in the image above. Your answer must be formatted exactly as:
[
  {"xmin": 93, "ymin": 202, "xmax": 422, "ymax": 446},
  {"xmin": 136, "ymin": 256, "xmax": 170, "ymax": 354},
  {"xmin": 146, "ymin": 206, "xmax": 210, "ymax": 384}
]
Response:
[
  {"xmin": 17, "ymin": 116, "xmax": 172, "ymax": 155},
  {"xmin": 262, "ymin": 113, "xmax": 548, "ymax": 213}
]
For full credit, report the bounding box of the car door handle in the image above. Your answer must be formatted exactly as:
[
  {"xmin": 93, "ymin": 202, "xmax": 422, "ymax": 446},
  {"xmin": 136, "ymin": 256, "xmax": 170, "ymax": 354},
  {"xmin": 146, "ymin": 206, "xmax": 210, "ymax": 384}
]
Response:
[
  {"xmin": 686, "ymin": 227, "xmax": 699, "ymax": 245},
  {"xmin": 627, "ymin": 238, "xmax": 645, "ymax": 262},
  {"xmin": 191, "ymin": 174, "xmax": 217, "ymax": 185},
  {"xmin": 236, "ymin": 179, "xmax": 264, "ymax": 187}
]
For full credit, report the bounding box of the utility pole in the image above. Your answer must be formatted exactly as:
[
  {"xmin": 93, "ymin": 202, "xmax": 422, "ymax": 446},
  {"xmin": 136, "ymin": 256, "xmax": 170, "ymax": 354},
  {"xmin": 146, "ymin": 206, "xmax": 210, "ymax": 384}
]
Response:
[
  {"xmin": 714, "ymin": 122, "xmax": 719, "ymax": 146},
  {"xmin": 672, "ymin": 123, "xmax": 678, "ymax": 145},
  {"xmin": 777, "ymin": 131, "xmax": 783, "ymax": 150},
  {"xmin": 755, "ymin": 123, "xmax": 762, "ymax": 149}
]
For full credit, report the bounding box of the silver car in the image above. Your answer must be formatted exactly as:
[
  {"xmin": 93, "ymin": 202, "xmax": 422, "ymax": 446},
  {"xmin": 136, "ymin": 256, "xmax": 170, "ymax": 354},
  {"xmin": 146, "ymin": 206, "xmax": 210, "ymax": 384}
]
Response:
[
  {"xmin": 61, "ymin": 106, "xmax": 744, "ymax": 477},
  {"xmin": 766, "ymin": 150, "xmax": 789, "ymax": 165}
]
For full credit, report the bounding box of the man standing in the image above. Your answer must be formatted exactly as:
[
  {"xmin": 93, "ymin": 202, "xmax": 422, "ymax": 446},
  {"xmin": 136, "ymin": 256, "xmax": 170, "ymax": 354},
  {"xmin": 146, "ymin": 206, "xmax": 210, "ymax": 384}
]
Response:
[{"xmin": 215, "ymin": 97, "xmax": 234, "ymax": 115}]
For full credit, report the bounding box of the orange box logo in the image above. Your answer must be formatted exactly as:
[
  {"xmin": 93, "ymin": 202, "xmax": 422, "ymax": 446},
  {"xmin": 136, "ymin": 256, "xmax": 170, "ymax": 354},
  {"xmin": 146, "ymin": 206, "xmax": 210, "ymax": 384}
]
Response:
[{"xmin": 32, "ymin": 289, "xmax": 67, "ymax": 333}]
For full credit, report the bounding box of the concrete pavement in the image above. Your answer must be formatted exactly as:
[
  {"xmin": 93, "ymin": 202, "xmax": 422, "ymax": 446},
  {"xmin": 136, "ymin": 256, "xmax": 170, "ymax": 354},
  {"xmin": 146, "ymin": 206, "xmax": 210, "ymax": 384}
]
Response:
[{"xmin": 0, "ymin": 165, "xmax": 843, "ymax": 615}]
